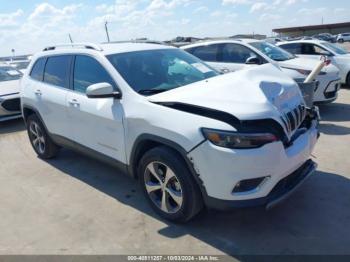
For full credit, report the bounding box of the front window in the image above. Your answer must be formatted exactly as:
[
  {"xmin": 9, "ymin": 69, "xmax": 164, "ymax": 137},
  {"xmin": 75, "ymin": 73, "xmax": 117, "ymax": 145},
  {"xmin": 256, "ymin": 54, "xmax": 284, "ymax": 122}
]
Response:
[
  {"xmin": 322, "ymin": 42, "xmax": 348, "ymax": 55},
  {"xmin": 0, "ymin": 66, "xmax": 22, "ymax": 82},
  {"xmin": 250, "ymin": 41, "xmax": 295, "ymax": 61},
  {"xmin": 107, "ymin": 49, "xmax": 218, "ymax": 95}
]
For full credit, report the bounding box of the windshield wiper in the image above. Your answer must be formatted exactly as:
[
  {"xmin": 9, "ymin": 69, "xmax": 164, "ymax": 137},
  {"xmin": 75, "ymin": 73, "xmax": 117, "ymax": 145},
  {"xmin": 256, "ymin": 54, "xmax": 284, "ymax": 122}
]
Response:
[{"xmin": 138, "ymin": 89, "xmax": 169, "ymax": 95}]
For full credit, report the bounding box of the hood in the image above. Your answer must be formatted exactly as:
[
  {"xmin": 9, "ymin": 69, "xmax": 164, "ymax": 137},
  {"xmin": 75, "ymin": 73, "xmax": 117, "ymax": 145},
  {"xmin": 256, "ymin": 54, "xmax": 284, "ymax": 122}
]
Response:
[
  {"xmin": 0, "ymin": 80, "xmax": 20, "ymax": 96},
  {"xmin": 148, "ymin": 64, "xmax": 304, "ymax": 122},
  {"xmin": 279, "ymin": 57, "xmax": 339, "ymax": 75}
]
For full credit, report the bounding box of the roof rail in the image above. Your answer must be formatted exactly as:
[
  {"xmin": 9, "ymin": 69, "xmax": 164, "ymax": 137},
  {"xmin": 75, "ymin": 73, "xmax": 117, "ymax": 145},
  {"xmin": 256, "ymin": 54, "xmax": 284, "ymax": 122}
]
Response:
[{"xmin": 43, "ymin": 43, "xmax": 103, "ymax": 52}]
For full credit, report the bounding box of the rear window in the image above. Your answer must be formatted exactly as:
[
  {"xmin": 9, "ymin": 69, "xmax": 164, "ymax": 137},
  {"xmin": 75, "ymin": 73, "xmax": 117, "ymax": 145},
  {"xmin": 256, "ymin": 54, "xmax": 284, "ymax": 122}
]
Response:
[
  {"xmin": 44, "ymin": 56, "xmax": 72, "ymax": 88},
  {"xmin": 30, "ymin": 58, "xmax": 46, "ymax": 81}
]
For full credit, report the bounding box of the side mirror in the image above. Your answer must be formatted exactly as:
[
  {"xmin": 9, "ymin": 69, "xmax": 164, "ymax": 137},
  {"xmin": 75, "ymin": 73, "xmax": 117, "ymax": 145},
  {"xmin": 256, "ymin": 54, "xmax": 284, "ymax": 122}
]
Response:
[
  {"xmin": 86, "ymin": 83, "xmax": 122, "ymax": 99},
  {"xmin": 245, "ymin": 56, "xmax": 261, "ymax": 65}
]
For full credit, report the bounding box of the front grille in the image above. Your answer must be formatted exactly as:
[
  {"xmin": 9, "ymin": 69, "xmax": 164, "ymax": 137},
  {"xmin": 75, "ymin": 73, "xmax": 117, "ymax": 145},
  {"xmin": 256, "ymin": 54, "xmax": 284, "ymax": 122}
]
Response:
[
  {"xmin": 1, "ymin": 98, "xmax": 20, "ymax": 112},
  {"xmin": 280, "ymin": 104, "xmax": 306, "ymax": 135}
]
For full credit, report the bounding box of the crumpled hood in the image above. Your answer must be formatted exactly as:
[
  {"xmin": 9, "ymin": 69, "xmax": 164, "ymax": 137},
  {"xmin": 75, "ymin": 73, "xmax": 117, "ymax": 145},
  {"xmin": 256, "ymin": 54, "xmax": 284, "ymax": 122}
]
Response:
[
  {"xmin": 148, "ymin": 64, "xmax": 304, "ymax": 121},
  {"xmin": 0, "ymin": 80, "xmax": 20, "ymax": 96}
]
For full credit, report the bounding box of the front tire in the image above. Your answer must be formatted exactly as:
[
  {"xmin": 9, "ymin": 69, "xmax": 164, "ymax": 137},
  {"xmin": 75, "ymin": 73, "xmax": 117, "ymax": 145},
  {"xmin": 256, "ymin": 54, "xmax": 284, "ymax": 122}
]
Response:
[
  {"xmin": 27, "ymin": 114, "xmax": 59, "ymax": 159},
  {"xmin": 138, "ymin": 146, "xmax": 203, "ymax": 222},
  {"xmin": 346, "ymin": 72, "xmax": 350, "ymax": 88}
]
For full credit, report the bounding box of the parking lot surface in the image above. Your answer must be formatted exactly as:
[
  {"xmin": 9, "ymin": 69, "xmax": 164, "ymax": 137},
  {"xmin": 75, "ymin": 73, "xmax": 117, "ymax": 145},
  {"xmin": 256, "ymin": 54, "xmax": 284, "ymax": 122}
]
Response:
[{"xmin": 0, "ymin": 89, "xmax": 350, "ymax": 256}]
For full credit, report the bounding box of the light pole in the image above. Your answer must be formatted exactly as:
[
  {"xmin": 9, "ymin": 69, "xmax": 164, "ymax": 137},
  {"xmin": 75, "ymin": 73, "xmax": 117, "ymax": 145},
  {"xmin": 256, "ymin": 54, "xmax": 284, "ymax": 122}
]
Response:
[{"xmin": 11, "ymin": 49, "xmax": 15, "ymax": 61}]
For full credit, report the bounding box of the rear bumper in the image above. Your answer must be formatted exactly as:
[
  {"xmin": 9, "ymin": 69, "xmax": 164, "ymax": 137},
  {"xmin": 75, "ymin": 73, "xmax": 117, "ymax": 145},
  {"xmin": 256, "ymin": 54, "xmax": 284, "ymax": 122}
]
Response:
[{"xmin": 203, "ymin": 159, "xmax": 317, "ymax": 210}]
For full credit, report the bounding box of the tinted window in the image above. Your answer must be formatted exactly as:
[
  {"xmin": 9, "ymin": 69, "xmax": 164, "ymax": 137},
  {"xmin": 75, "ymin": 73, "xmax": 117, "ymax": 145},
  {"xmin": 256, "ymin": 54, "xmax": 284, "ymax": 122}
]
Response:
[
  {"xmin": 280, "ymin": 43, "xmax": 302, "ymax": 54},
  {"xmin": 107, "ymin": 49, "xmax": 218, "ymax": 95},
  {"xmin": 301, "ymin": 44, "xmax": 331, "ymax": 55},
  {"xmin": 73, "ymin": 55, "xmax": 115, "ymax": 93},
  {"xmin": 30, "ymin": 58, "xmax": 46, "ymax": 81},
  {"xmin": 190, "ymin": 44, "xmax": 219, "ymax": 62},
  {"xmin": 44, "ymin": 56, "xmax": 72, "ymax": 88},
  {"xmin": 221, "ymin": 43, "xmax": 258, "ymax": 63}
]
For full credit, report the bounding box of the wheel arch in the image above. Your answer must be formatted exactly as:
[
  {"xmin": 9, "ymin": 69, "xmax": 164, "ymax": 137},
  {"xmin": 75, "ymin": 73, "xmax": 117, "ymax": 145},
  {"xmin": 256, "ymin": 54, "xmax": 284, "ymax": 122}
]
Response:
[
  {"xmin": 128, "ymin": 134, "xmax": 208, "ymax": 200},
  {"xmin": 22, "ymin": 105, "xmax": 48, "ymax": 131}
]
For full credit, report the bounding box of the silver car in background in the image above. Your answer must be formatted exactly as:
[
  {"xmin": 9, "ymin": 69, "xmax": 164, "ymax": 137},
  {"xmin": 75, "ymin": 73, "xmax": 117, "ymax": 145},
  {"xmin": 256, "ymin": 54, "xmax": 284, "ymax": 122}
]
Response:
[{"xmin": 0, "ymin": 65, "xmax": 22, "ymax": 121}]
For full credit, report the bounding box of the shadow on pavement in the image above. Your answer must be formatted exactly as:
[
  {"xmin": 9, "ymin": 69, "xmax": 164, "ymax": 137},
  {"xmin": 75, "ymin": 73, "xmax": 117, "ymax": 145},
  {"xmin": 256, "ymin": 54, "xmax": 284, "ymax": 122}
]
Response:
[
  {"xmin": 318, "ymin": 102, "xmax": 350, "ymax": 122},
  {"xmin": 46, "ymin": 149, "xmax": 350, "ymax": 255},
  {"xmin": 318, "ymin": 123, "xmax": 350, "ymax": 136},
  {"xmin": 0, "ymin": 118, "xmax": 26, "ymax": 134}
]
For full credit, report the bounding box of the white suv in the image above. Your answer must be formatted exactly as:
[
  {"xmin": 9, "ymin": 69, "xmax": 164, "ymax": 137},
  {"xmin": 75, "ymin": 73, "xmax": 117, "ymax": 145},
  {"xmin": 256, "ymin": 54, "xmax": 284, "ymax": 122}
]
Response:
[{"xmin": 21, "ymin": 43, "xmax": 319, "ymax": 222}]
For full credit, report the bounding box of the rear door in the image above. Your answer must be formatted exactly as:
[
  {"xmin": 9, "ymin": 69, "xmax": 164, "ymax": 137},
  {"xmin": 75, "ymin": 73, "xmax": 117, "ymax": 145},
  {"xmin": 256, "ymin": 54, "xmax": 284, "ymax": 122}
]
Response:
[
  {"xmin": 32, "ymin": 55, "xmax": 73, "ymax": 138},
  {"xmin": 66, "ymin": 55, "xmax": 126, "ymax": 162}
]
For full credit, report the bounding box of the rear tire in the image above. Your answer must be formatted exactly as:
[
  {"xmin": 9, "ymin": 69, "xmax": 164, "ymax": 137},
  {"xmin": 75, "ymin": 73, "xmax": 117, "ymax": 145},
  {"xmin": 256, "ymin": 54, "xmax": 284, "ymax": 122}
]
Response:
[
  {"xmin": 338, "ymin": 39, "xmax": 344, "ymax": 43},
  {"xmin": 138, "ymin": 146, "xmax": 203, "ymax": 222},
  {"xmin": 27, "ymin": 114, "xmax": 59, "ymax": 159}
]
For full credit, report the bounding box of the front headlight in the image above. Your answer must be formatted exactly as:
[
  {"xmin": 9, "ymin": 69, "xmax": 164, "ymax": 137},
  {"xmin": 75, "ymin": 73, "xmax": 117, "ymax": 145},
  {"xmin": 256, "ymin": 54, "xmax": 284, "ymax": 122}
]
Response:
[
  {"xmin": 201, "ymin": 128, "xmax": 278, "ymax": 149},
  {"xmin": 282, "ymin": 67, "xmax": 326, "ymax": 76}
]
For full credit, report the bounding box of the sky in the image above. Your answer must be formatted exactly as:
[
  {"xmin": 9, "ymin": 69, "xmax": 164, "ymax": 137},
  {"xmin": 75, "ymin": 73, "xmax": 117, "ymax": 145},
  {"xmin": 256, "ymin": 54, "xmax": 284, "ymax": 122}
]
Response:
[{"xmin": 0, "ymin": 0, "xmax": 349, "ymax": 56}]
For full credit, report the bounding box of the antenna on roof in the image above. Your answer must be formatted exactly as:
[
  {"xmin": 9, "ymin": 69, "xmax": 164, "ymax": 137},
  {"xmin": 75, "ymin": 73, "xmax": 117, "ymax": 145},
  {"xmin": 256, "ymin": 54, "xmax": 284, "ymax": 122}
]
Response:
[
  {"xmin": 69, "ymin": 34, "xmax": 73, "ymax": 45},
  {"xmin": 105, "ymin": 21, "xmax": 110, "ymax": 43}
]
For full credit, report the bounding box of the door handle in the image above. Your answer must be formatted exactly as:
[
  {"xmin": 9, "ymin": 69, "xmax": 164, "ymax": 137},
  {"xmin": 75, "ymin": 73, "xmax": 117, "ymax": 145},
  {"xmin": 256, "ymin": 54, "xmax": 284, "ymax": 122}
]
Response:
[
  {"xmin": 68, "ymin": 99, "xmax": 80, "ymax": 106},
  {"xmin": 34, "ymin": 89, "xmax": 42, "ymax": 96}
]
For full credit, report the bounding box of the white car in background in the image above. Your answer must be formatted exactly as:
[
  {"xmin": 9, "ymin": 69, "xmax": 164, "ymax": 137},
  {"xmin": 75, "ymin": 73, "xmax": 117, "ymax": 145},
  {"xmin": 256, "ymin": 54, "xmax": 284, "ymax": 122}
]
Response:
[
  {"xmin": 0, "ymin": 65, "xmax": 22, "ymax": 121},
  {"xmin": 182, "ymin": 39, "xmax": 341, "ymax": 103},
  {"xmin": 277, "ymin": 40, "xmax": 350, "ymax": 87},
  {"xmin": 7, "ymin": 60, "xmax": 31, "ymax": 74},
  {"xmin": 336, "ymin": 33, "xmax": 350, "ymax": 43}
]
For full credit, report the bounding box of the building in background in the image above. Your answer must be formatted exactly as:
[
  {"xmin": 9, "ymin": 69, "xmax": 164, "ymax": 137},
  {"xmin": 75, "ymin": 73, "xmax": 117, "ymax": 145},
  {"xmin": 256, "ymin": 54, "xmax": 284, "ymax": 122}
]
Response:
[{"xmin": 273, "ymin": 22, "xmax": 350, "ymax": 37}]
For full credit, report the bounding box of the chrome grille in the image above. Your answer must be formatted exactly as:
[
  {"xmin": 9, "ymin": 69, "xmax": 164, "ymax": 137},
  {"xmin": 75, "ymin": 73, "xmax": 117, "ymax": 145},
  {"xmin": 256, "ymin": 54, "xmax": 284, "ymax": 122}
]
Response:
[{"xmin": 281, "ymin": 104, "xmax": 306, "ymax": 135}]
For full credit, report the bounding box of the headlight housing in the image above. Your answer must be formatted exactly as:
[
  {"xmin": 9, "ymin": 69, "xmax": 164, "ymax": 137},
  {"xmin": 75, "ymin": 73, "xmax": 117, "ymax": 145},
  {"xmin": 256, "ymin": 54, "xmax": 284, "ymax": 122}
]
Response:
[
  {"xmin": 201, "ymin": 128, "xmax": 278, "ymax": 149},
  {"xmin": 282, "ymin": 67, "xmax": 326, "ymax": 76}
]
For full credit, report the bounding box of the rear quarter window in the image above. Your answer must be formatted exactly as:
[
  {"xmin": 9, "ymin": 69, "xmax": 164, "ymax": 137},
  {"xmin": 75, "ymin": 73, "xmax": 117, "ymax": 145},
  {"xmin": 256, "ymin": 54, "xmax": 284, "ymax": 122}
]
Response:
[{"xmin": 30, "ymin": 58, "xmax": 46, "ymax": 81}]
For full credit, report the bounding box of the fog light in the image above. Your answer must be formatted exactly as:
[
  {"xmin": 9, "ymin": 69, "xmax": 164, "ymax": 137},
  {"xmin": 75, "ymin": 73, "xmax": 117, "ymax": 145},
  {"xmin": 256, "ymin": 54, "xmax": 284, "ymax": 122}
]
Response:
[{"xmin": 232, "ymin": 176, "xmax": 270, "ymax": 193}]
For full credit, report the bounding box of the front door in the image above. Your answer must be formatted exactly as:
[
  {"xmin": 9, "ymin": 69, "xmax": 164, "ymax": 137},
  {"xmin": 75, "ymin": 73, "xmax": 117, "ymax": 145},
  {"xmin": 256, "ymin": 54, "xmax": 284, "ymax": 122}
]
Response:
[{"xmin": 66, "ymin": 55, "xmax": 126, "ymax": 162}]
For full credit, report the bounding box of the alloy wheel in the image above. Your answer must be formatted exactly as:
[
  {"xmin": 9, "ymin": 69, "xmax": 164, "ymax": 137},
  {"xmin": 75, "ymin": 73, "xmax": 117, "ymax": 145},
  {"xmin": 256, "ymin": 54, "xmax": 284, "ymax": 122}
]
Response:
[
  {"xmin": 29, "ymin": 122, "xmax": 46, "ymax": 154},
  {"xmin": 144, "ymin": 161, "xmax": 183, "ymax": 214}
]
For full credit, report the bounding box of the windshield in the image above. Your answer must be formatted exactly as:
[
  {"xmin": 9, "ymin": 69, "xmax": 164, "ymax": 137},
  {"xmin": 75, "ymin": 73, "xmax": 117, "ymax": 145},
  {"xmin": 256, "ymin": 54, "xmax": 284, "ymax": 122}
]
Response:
[
  {"xmin": 0, "ymin": 66, "xmax": 22, "ymax": 82},
  {"xmin": 107, "ymin": 49, "xmax": 218, "ymax": 95},
  {"xmin": 250, "ymin": 41, "xmax": 295, "ymax": 61},
  {"xmin": 322, "ymin": 42, "xmax": 348, "ymax": 55},
  {"xmin": 11, "ymin": 61, "xmax": 30, "ymax": 70}
]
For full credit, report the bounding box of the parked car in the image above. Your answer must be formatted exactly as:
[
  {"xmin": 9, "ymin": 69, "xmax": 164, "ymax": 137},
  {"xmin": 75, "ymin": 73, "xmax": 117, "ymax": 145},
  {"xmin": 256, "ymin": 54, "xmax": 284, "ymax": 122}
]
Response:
[
  {"xmin": 182, "ymin": 39, "xmax": 341, "ymax": 103},
  {"xmin": 265, "ymin": 37, "xmax": 283, "ymax": 44},
  {"xmin": 337, "ymin": 33, "xmax": 350, "ymax": 43},
  {"xmin": 277, "ymin": 40, "xmax": 350, "ymax": 86},
  {"xmin": 0, "ymin": 65, "xmax": 22, "ymax": 121},
  {"xmin": 21, "ymin": 42, "xmax": 319, "ymax": 222},
  {"xmin": 7, "ymin": 59, "xmax": 31, "ymax": 74},
  {"xmin": 313, "ymin": 33, "xmax": 336, "ymax": 43}
]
